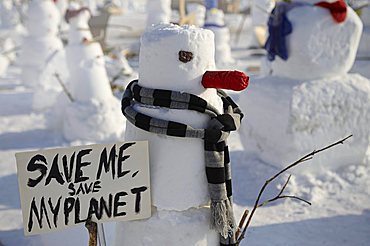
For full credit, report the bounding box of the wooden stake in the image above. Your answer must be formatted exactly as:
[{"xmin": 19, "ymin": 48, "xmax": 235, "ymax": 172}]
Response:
[{"xmin": 85, "ymin": 220, "xmax": 98, "ymax": 246}]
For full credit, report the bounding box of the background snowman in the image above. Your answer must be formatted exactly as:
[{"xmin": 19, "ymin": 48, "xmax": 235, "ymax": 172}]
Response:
[{"xmin": 239, "ymin": 0, "xmax": 370, "ymax": 174}]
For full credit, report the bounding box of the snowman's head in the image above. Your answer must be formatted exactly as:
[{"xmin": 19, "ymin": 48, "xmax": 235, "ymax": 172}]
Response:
[
  {"xmin": 65, "ymin": 3, "xmax": 91, "ymax": 26},
  {"xmin": 138, "ymin": 24, "xmax": 216, "ymax": 94}
]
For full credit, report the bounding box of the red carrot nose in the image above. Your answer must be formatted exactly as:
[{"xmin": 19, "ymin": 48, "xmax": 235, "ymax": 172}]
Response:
[{"xmin": 201, "ymin": 70, "xmax": 249, "ymax": 91}]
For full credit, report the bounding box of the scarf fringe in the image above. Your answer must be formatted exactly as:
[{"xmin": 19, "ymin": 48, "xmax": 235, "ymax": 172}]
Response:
[{"xmin": 210, "ymin": 199, "xmax": 236, "ymax": 239}]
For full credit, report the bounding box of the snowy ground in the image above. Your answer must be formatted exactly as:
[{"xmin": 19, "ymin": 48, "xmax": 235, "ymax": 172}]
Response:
[{"xmin": 1, "ymin": 13, "xmax": 370, "ymax": 246}]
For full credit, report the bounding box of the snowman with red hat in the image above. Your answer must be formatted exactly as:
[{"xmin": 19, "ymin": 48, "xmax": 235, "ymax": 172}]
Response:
[
  {"xmin": 57, "ymin": 3, "xmax": 124, "ymax": 142},
  {"xmin": 240, "ymin": 0, "xmax": 370, "ymax": 174},
  {"xmin": 117, "ymin": 24, "xmax": 248, "ymax": 245}
]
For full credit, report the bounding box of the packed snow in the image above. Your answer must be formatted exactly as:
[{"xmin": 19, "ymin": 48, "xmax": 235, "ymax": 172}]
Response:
[{"xmin": 0, "ymin": 1, "xmax": 369, "ymax": 246}]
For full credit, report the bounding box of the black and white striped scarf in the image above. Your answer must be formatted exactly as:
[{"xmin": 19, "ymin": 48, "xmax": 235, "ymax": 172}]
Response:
[{"xmin": 121, "ymin": 80, "xmax": 243, "ymax": 245}]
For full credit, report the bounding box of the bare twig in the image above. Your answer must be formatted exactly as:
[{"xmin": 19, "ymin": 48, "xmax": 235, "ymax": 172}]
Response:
[
  {"xmin": 54, "ymin": 73, "xmax": 75, "ymax": 102},
  {"xmin": 257, "ymin": 176, "xmax": 311, "ymax": 208},
  {"xmin": 236, "ymin": 135, "xmax": 352, "ymax": 244}
]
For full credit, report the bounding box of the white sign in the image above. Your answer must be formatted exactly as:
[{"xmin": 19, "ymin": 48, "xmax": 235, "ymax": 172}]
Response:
[{"xmin": 15, "ymin": 141, "xmax": 151, "ymax": 236}]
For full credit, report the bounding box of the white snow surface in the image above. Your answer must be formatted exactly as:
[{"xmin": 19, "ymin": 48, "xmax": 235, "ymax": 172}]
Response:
[
  {"xmin": 270, "ymin": 7, "xmax": 363, "ymax": 80},
  {"xmin": 0, "ymin": 9, "xmax": 370, "ymax": 246}
]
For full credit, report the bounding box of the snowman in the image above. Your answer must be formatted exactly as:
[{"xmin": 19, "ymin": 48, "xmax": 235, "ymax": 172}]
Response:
[
  {"xmin": 204, "ymin": 8, "xmax": 235, "ymax": 67},
  {"xmin": 116, "ymin": 24, "xmax": 248, "ymax": 245},
  {"xmin": 146, "ymin": 0, "xmax": 172, "ymax": 27},
  {"xmin": 19, "ymin": 0, "xmax": 64, "ymax": 88},
  {"xmin": 18, "ymin": 0, "xmax": 68, "ymax": 110},
  {"xmin": 239, "ymin": 0, "xmax": 370, "ymax": 174},
  {"xmin": 59, "ymin": 3, "xmax": 124, "ymax": 142}
]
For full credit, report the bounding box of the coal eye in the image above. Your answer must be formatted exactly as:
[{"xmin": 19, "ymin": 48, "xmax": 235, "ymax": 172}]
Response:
[{"xmin": 178, "ymin": 50, "xmax": 193, "ymax": 63}]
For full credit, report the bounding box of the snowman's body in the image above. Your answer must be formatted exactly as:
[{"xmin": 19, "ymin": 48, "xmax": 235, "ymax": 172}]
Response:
[
  {"xmin": 60, "ymin": 4, "xmax": 124, "ymax": 142},
  {"xmin": 116, "ymin": 24, "xmax": 222, "ymax": 245},
  {"xmin": 240, "ymin": 3, "xmax": 370, "ymax": 174}
]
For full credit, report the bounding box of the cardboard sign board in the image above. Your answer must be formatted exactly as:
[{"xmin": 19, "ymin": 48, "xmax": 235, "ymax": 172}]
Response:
[{"xmin": 15, "ymin": 141, "xmax": 151, "ymax": 236}]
